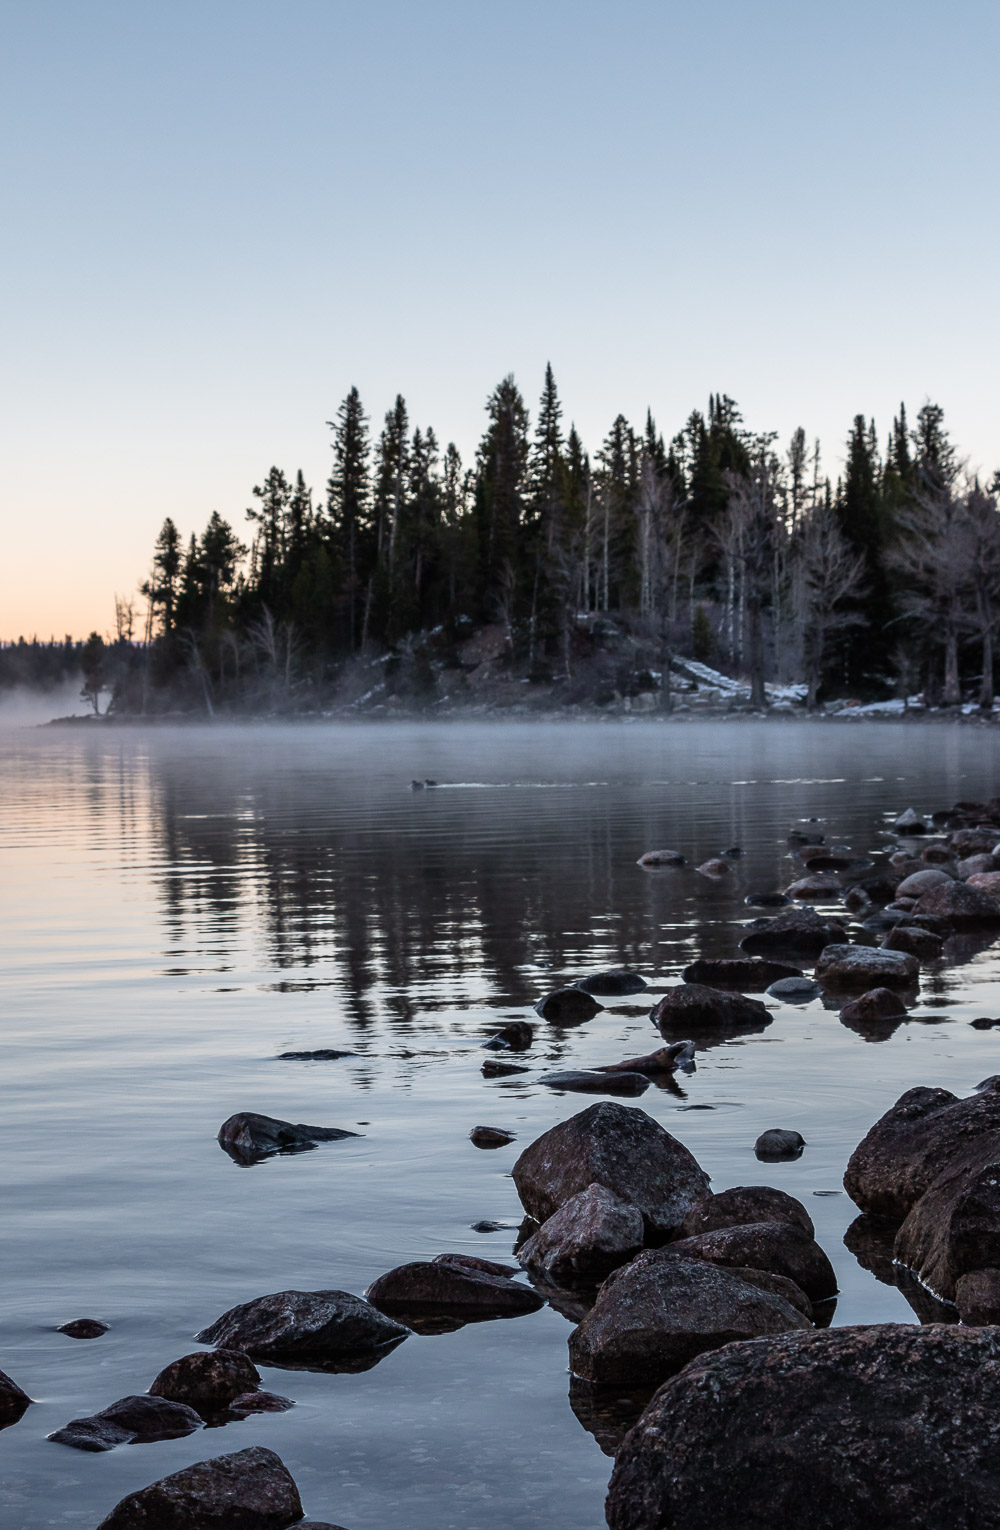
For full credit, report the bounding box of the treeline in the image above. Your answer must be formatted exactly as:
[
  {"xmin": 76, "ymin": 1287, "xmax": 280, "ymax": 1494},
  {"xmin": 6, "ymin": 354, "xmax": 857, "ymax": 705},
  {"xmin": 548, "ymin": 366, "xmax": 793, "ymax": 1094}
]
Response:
[{"xmin": 104, "ymin": 370, "xmax": 1000, "ymax": 712}]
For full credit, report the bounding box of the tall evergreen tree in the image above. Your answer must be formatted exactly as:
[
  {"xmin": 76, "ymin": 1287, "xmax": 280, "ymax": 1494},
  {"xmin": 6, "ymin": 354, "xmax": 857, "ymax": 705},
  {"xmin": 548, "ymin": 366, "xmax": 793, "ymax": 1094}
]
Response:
[{"xmin": 326, "ymin": 387, "xmax": 371, "ymax": 649}]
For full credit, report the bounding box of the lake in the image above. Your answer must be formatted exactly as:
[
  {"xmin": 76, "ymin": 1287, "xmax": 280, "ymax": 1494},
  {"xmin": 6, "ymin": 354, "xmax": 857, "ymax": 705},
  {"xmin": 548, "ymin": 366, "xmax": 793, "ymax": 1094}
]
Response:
[{"xmin": 2, "ymin": 718, "xmax": 999, "ymax": 1529}]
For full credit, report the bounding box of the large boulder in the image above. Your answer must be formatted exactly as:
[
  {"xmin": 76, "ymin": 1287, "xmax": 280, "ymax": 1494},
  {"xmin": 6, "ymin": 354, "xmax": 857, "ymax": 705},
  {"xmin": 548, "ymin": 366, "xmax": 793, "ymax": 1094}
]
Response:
[
  {"xmin": 511, "ymin": 1102, "xmax": 710, "ymax": 1239},
  {"xmin": 913, "ymin": 880, "xmax": 1000, "ymax": 924},
  {"xmin": 0, "ymin": 1369, "xmax": 30, "ymax": 1429},
  {"xmin": 664, "ymin": 1220, "xmax": 836, "ymax": 1302},
  {"xmin": 676, "ymin": 1186, "xmax": 814, "ymax": 1241},
  {"xmin": 605, "ymin": 1325, "xmax": 1000, "ymax": 1530},
  {"xmin": 740, "ymin": 908, "xmax": 845, "ymax": 959},
  {"xmin": 365, "ymin": 1260, "xmax": 542, "ymax": 1316},
  {"xmin": 49, "ymin": 1394, "xmax": 202, "ymax": 1452},
  {"xmin": 568, "ymin": 1253, "xmax": 809, "ymax": 1386},
  {"xmin": 149, "ymin": 1350, "xmax": 262, "ymax": 1409},
  {"xmin": 217, "ymin": 1114, "xmax": 358, "ymax": 1164},
  {"xmin": 651, "ymin": 985, "xmax": 771, "ymax": 1035},
  {"xmin": 680, "ymin": 959, "xmax": 802, "ymax": 992},
  {"xmin": 814, "ymin": 944, "xmax": 919, "ymax": 988},
  {"xmin": 893, "ymin": 1146, "xmax": 1000, "ymax": 1301},
  {"xmin": 517, "ymin": 1183, "xmax": 644, "ymax": 1283},
  {"xmin": 96, "ymin": 1445, "xmax": 302, "ymax": 1530},
  {"xmin": 194, "ymin": 1290, "xmax": 409, "ymax": 1370},
  {"xmin": 844, "ymin": 1084, "xmax": 1000, "ymax": 1218}
]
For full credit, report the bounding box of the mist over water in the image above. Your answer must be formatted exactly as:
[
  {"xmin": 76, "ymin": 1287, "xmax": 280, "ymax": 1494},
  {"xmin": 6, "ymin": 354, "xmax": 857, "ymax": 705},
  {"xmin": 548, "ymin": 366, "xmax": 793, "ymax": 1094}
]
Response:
[{"xmin": 2, "ymin": 719, "xmax": 1000, "ymax": 1528}]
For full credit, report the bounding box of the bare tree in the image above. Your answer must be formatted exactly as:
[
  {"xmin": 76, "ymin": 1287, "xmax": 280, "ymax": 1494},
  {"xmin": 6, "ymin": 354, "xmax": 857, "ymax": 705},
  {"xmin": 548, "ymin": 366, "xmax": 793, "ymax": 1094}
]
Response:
[
  {"xmin": 793, "ymin": 498, "xmax": 867, "ymax": 709},
  {"xmin": 721, "ymin": 454, "xmax": 780, "ymax": 708},
  {"xmin": 888, "ymin": 484, "xmax": 968, "ymax": 706},
  {"xmin": 956, "ymin": 484, "xmax": 1000, "ymax": 710},
  {"xmin": 178, "ymin": 629, "xmax": 215, "ymax": 717},
  {"xmin": 114, "ymin": 595, "xmax": 135, "ymax": 643}
]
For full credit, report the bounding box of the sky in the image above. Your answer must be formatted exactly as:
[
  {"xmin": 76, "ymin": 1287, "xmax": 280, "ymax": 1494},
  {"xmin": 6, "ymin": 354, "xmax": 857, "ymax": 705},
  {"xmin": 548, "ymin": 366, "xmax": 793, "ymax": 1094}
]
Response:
[{"xmin": 1, "ymin": 0, "xmax": 998, "ymax": 640}]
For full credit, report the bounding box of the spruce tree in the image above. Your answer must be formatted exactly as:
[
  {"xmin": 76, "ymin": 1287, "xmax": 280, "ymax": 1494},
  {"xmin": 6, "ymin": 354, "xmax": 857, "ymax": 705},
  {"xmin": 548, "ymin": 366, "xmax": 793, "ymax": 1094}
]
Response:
[{"xmin": 326, "ymin": 387, "xmax": 371, "ymax": 649}]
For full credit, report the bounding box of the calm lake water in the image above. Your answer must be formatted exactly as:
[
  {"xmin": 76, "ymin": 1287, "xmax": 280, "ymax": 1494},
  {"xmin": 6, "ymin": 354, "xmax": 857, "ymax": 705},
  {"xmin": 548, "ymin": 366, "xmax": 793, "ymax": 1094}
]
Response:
[{"xmin": 2, "ymin": 718, "xmax": 1000, "ymax": 1529}]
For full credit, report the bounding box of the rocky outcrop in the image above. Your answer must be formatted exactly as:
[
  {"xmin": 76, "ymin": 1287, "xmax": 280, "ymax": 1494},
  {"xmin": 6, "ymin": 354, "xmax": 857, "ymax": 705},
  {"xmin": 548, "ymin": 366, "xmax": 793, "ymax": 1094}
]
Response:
[
  {"xmin": 814, "ymin": 944, "xmax": 919, "ymax": 988},
  {"xmin": 575, "ymin": 970, "xmax": 647, "ymax": 995},
  {"xmin": 681, "ymin": 958, "xmax": 802, "ymax": 991},
  {"xmin": 511, "ymin": 1102, "xmax": 710, "ymax": 1239},
  {"xmin": 844, "ymin": 1084, "xmax": 1000, "ymax": 1219},
  {"xmin": 0, "ymin": 1369, "xmax": 30, "ymax": 1429},
  {"xmin": 194, "ymin": 1290, "xmax": 409, "ymax": 1370},
  {"xmin": 49, "ymin": 1394, "xmax": 202, "ymax": 1451},
  {"xmin": 149, "ymin": 1350, "xmax": 262, "ymax": 1410},
  {"xmin": 96, "ymin": 1445, "xmax": 303, "ymax": 1530},
  {"xmin": 365, "ymin": 1260, "xmax": 542, "ymax": 1317},
  {"xmin": 606, "ymin": 1325, "xmax": 1000, "ymax": 1530},
  {"xmin": 664, "ymin": 1220, "xmax": 836, "ymax": 1302},
  {"xmin": 217, "ymin": 1114, "xmax": 358, "ymax": 1164},
  {"xmin": 533, "ymin": 989, "xmax": 603, "ymax": 1022},
  {"xmin": 517, "ymin": 1184, "xmax": 644, "ymax": 1283},
  {"xmin": 568, "ymin": 1253, "xmax": 809, "ymax": 1386},
  {"xmin": 676, "ymin": 1186, "xmax": 814, "ymax": 1240},
  {"xmin": 650, "ymin": 985, "xmax": 771, "ymax": 1035}
]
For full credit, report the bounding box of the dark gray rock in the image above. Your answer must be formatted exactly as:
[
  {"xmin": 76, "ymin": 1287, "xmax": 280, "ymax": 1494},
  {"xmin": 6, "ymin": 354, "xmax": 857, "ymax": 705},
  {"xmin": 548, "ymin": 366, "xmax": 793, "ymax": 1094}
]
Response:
[
  {"xmin": 664, "ymin": 1219, "xmax": 836, "ymax": 1301},
  {"xmin": 568, "ymin": 1253, "xmax": 809, "ymax": 1386},
  {"xmin": 96, "ymin": 1445, "xmax": 303, "ymax": 1530},
  {"xmin": 744, "ymin": 891, "xmax": 790, "ymax": 907},
  {"xmin": 228, "ymin": 1391, "xmax": 294, "ymax": 1416},
  {"xmin": 217, "ymin": 1113, "xmax": 359, "ymax": 1164},
  {"xmin": 881, "ymin": 925, "xmax": 944, "ymax": 960},
  {"xmin": 948, "ymin": 827, "xmax": 1000, "ymax": 856},
  {"xmin": 766, "ymin": 976, "xmax": 821, "ymax": 1000},
  {"xmin": 469, "ymin": 1126, "xmax": 516, "ymax": 1148},
  {"xmin": 606, "ymin": 1325, "xmax": 1000, "ymax": 1530},
  {"xmin": 276, "ymin": 1049, "xmax": 355, "ymax": 1061},
  {"xmin": 636, "ymin": 848, "xmax": 685, "ymax": 866},
  {"xmin": 49, "ymin": 1394, "xmax": 202, "ymax": 1452},
  {"xmin": 194, "ymin": 1290, "xmax": 409, "ymax": 1371},
  {"xmin": 755, "ymin": 1128, "xmax": 806, "ymax": 1160},
  {"xmin": 149, "ymin": 1350, "xmax": 261, "ymax": 1409},
  {"xmin": 740, "ymin": 907, "xmax": 845, "ymax": 958},
  {"xmin": 365, "ymin": 1260, "xmax": 542, "ymax": 1317},
  {"xmin": 955, "ymin": 1267, "xmax": 1000, "ymax": 1323},
  {"xmin": 838, "ymin": 986, "xmax": 908, "ymax": 1025},
  {"xmin": 914, "ymin": 880, "xmax": 1000, "ymax": 924},
  {"xmin": 695, "ymin": 858, "xmax": 731, "ymax": 879},
  {"xmin": 481, "ymin": 1058, "xmax": 530, "ymax": 1077},
  {"xmin": 651, "ymin": 984, "xmax": 771, "ymax": 1035},
  {"xmin": 894, "ymin": 807, "xmax": 927, "ymax": 832},
  {"xmin": 432, "ymin": 1253, "xmax": 519, "ymax": 1278},
  {"xmin": 894, "ymin": 1147, "xmax": 1000, "ymax": 1301},
  {"xmin": 677, "ymin": 1186, "xmax": 814, "ymax": 1240},
  {"xmin": 56, "ymin": 1318, "xmax": 108, "ymax": 1338},
  {"xmin": 575, "ymin": 970, "xmax": 647, "ymax": 996},
  {"xmin": 0, "ymin": 1369, "xmax": 30, "ymax": 1429},
  {"xmin": 481, "ymin": 1020, "xmax": 534, "ymax": 1051},
  {"xmin": 844, "ymin": 1084, "xmax": 1000, "ymax": 1219},
  {"xmin": 681, "ymin": 959, "xmax": 802, "ymax": 992},
  {"xmin": 533, "ymin": 989, "xmax": 603, "ymax": 1022},
  {"xmin": 786, "ymin": 874, "xmax": 840, "ymax": 899},
  {"xmin": 814, "ymin": 944, "xmax": 919, "ymax": 988},
  {"xmin": 538, "ymin": 1070, "xmax": 650, "ymax": 1096},
  {"xmin": 511, "ymin": 1102, "xmax": 710, "ymax": 1239},
  {"xmin": 517, "ymin": 1183, "xmax": 644, "ymax": 1283}
]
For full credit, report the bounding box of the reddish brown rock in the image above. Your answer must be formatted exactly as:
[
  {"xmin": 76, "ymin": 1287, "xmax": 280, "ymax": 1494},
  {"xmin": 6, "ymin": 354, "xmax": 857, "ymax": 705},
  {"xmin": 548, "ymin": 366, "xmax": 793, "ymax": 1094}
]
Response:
[
  {"xmin": 665, "ymin": 1219, "xmax": 836, "ymax": 1301},
  {"xmin": 365, "ymin": 1260, "xmax": 542, "ymax": 1316},
  {"xmin": 149, "ymin": 1350, "xmax": 261, "ymax": 1409},
  {"xmin": 844, "ymin": 1084, "xmax": 1000, "ymax": 1219},
  {"xmin": 518, "ymin": 1183, "xmax": 644, "ymax": 1283},
  {"xmin": 677, "ymin": 1185, "xmax": 814, "ymax": 1241},
  {"xmin": 740, "ymin": 907, "xmax": 846, "ymax": 958},
  {"xmin": 967, "ymin": 871, "xmax": 1000, "ymax": 899},
  {"xmin": 955, "ymin": 1267, "xmax": 1000, "ymax": 1324},
  {"xmin": 838, "ymin": 986, "xmax": 908, "ymax": 1028},
  {"xmin": 881, "ymin": 925, "xmax": 944, "ymax": 960},
  {"xmin": 914, "ymin": 880, "xmax": 1000, "ymax": 924},
  {"xmin": 96, "ymin": 1445, "xmax": 303, "ymax": 1530}
]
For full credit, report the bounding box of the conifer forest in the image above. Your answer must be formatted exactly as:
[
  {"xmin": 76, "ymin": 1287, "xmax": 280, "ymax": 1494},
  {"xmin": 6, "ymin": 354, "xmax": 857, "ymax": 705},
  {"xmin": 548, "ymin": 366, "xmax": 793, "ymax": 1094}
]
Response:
[{"xmin": 10, "ymin": 370, "xmax": 1000, "ymax": 717}]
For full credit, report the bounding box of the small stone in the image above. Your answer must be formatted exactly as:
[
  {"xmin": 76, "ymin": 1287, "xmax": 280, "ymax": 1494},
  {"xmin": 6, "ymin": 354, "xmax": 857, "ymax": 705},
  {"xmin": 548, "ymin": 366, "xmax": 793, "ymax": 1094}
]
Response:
[
  {"xmin": 894, "ymin": 807, "xmax": 927, "ymax": 832},
  {"xmin": 971, "ymin": 1018, "xmax": 1000, "ymax": 1030},
  {"xmin": 365, "ymin": 1261, "xmax": 541, "ymax": 1316},
  {"xmin": 637, "ymin": 848, "xmax": 685, "ymax": 866},
  {"xmin": 575, "ymin": 970, "xmax": 647, "ymax": 995},
  {"xmin": 682, "ymin": 958, "xmax": 802, "ymax": 992},
  {"xmin": 696, "ymin": 858, "xmax": 732, "ymax": 878},
  {"xmin": 766, "ymin": 976, "xmax": 821, "ymax": 1000},
  {"xmin": 217, "ymin": 1113, "xmax": 359, "ymax": 1165},
  {"xmin": 517, "ymin": 1183, "xmax": 644, "ymax": 1282},
  {"xmin": 56, "ymin": 1318, "xmax": 108, "ymax": 1339},
  {"xmin": 652, "ymin": 984, "xmax": 771, "ymax": 1034},
  {"xmin": 755, "ymin": 1128, "xmax": 806, "ymax": 1160},
  {"xmin": 194, "ymin": 1290, "xmax": 410, "ymax": 1369},
  {"xmin": 469, "ymin": 1126, "xmax": 516, "ymax": 1148},
  {"xmin": 745, "ymin": 891, "xmax": 790, "ymax": 907},
  {"xmin": 481, "ymin": 1021, "xmax": 534, "ymax": 1051},
  {"xmin": 228, "ymin": 1391, "xmax": 294, "ymax": 1415},
  {"xmin": 481, "ymin": 1058, "xmax": 530, "ymax": 1077},
  {"xmin": 814, "ymin": 944, "xmax": 919, "ymax": 988},
  {"xmin": 276, "ymin": 1049, "xmax": 356, "ymax": 1061},
  {"xmin": 470, "ymin": 1220, "xmax": 516, "ymax": 1233},
  {"xmin": 882, "ymin": 925, "xmax": 944, "ymax": 960},
  {"xmin": 595, "ymin": 1042, "xmax": 696, "ymax": 1076}
]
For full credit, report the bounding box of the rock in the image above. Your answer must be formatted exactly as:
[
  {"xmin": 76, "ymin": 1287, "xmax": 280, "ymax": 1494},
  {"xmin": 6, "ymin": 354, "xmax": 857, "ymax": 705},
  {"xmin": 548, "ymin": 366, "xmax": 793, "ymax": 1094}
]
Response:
[
  {"xmin": 896, "ymin": 868, "xmax": 954, "ymax": 896},
  {"xmin": 914, "ymin": 880, "xmax": 1000, "ymax": 924},
  {"xmin": 744, "ymin": 891, "xmax": 790, "ymax": 907},
  {"xmin": 533, "ymin": 988, "xmax": 603, "ymax": 1022},
  {"xmin": 881, "ymin": 925, "xmax": 943, "ymax": 960},
  {"xmin": 967, "ymin": 871, "xmax": 1000, "ymax": 898},
  {"xmin": 841, "ymin": 873, "xmax": 899, "ymax": 906},
  {"xmin": 481, "ymin": 1020, "xmax": 534, "ymax": 1050},
  {"xmin": 481, "ymin": 1058, "xmax": 530, "ymax": 1077},
  {"xmin": 677, "ymin": 1186, "xmax": 814, "ymax": 1240},
  {"xmin": 217, "ymin": 1114, "xmax": 359, "ymax": 1164},
  {"xmin": 194, "ymin": 1290, "xmax": 409, "ymax": 1370},
  {"xmin": 894, "ymin": 807, "xmax": 927, "ymax": 832},
  {"xmin": 971, "ymin": 1018, "xmax": 1000, "ymax": 1030},
  {"xmin": 228, "ymin": 1391, "xmax": 294, "ymax": 1416},
  {"xmin": 681, "ymin": 958, "xmax": 802, "ymax": 991},
  {"xmin": 695, "ymin": 858, "xmax": 731, "ymax": 878},
  {"xmin": 957, "ymin": 853, "xmax": 996, "ymax": 879},
  {"xmin": 568, "ymin": 1253, "xmax": 809, "ymax": 1385},
  {"xmin": 518, "ymin": 1183, "xmax": 644, "ymax": 1283},
  {"xmin": 788, "ymin": 826, "xmax": 825, "ymax": 845},
  {"xmin": 575, "ymin": 970, "xmax": 647, "ymax": 995},
  {"xmin": 740, "ymin": 907, "xmax": 846, "ymax": 958},
  {"xmin": 893, "ymin": 1147, "xmax": 1000, "ymax": 1301},
  {"xmin": 922, "ymin": 842, "xmax": 957, "ymax": 864},
  {"xmin": 96, "ymin": 1445, "xmax": 303, "ymax": 1530},
  {"xmin": 978, "ymin": 1075, "xmax": 1000, "ymax": 1089},
  {"xmin": 511, "ymin": 1101, "xmax": 710, "ymax": 1239},
  {"xmin": 366, "ymin": 1260, "xmax": 542, "ymax": 1317},
  {"xmin": 276, "ymin": 1049, "xmax": 356, "ymax": 1061},
  {"xmin": 754, "ymin": 1128, "xmax": 806, "ymax": 1160},
  {"xmin": 713, "ymin": 1266, "xmax": 813, "ymax": 1319},
  {"xmin": 470, "ymin": 1220, "xmax": 516, "ymax": 1233},
  {"xmin": 949, "ymin": 827, "xmax": 1000, "ymax": 856},
  {"xmin": 786, "ymin": 875, "xmax": 840, "ymax": 899},
  {"xmin": 665, "ymin": 1219, "xmax": 835, "ymax": 1301},
  {"xmin": 595, "ymin": 1042, "xmax": 696, "ymax": 1076},
  {"xmin": 0, "ymin": 1369, "xmax": 30, "ymax": 1429},
  {"xmin": 955, "ymin": 1267, "xmax": 1000, "ymax": 1323},
  {"xmin": 605, "ymin": 1325, "xmax": 1000, "ymax": 1530},
  {"xmin": 842, "ymin": 885, "xmax": 872, "ymax": 913},
  {"xmin": 432, "ymin": 1253, "xmax": 519, "ymax": 1277},
  {"xmin": 469, "ymin": 1126, "xmax": 516, "ymax": 1148},
  {"xmin": 538, "ymin": 1070, "xmax": 649, "ymax": 1096},
  {"xmin": 799, "ymin": 854, "xmax": 857, "ymax": 872},
  {"xmin": 636, "ymin": 848, "xmax": 685, "ymax": 866},
  {"xmin": 839, "ymin": 987, "xmax": 908, "ymax": 1031},
  {"xmin": 844, "ymin": 1085, "xmax": 1000, "ymax": 1219},
  {"xmin": 814, "ymin": 944, "xmax": 919, "ymax": 988},
  {"xmin": 766, "ymin": 975, "xmax": 821, "ymax": 1000},
  {"xmin": 56, "ymin": 1318, "xmax": 108, "ymax": 1338},
  {"xmin": 149, "ymin": 1350, "xmax": 262, "ymax": 1409},
  {"xmin": 650, "ymin": 984, "xmax": 771, "ymax": 1035},
  {"xmin": 50, "ymin": 1393, "xmax": 202, "ymax": 1451}
]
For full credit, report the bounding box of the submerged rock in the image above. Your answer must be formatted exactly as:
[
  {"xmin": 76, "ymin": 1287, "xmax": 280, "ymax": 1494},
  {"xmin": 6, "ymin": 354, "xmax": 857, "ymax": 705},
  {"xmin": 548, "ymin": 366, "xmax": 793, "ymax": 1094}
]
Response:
[
  {"xmin": 695, "ymin": 858, "xmax": 731, "ymax": 879},
  {"xmin": 56, "ymin": 1318, "xmax": 108, "ymax": 1339},
  {"xmin": 681, "ymin": 958, "xmax": 802, "ymax": 992},
  {"xmin": 366, "ymin": 1260, "xmax": 542, "ymax": 1318},
  {"xmin": 537, "ymin": 1070, "xmax": 649, "ymax": 1096},
  {"xmin": 276, "ymin": 1049, "xmax": 356, "ymax": 1061},
  {"xmin": 755, "ymin": 1128, "xmax": 806, "ymax": 1161},
  {"xmin": 838, "ymin": 986, "xmax": 909, "ymax": 1030},
  {"xmin": 517, "ymin": 1183, "xmax": 644, "ymax": 1283},
  {"xmin": 217, "ymin": 1113, "xmax": 359, "ymax": 1164},
  {"xmin": 595, "ymin": 1042, "xmax": 696, "ymax": 1076},
  {"xmin": 481, "ymin": 1020, "xmax": 534, "ymax": 1051},
  {"xmin": 744, "ymin": 891, "xmax": 790, "ymax": 907},
  {"xmin": 677, "ymin": 1186, "xmax": 814, "ymax": 1240},
  {"xmin": 651, "ymin": 984, "xmax": 771, "ymax": 1034},
  {"xmin": 149, "ymin": 1350, "xmax": 262, "ymax": 1410},
  {"xmin": 481, "ymin": 1058, "xmax": 530, "ymax": 1077},
  {"xmin": 814, "ymin": 944, "xmax": 919, "ymax": 988},
  {"xmin": 636, "ymin": 848, "xmax": 685, "ymax": 866},
  {"xmin": 511, "ymin": 1101, "xmax": 710, "ymax": 1239},
  {"xmin": 766, "ymin": 975, "xmax": 822, "ymax": 1000},
  {"xmin": 194, "ymin": 1290, "xmax": 409, "ymax": 1370},
  {"xmin": 0, "ymin": 1369, "xmax": 30, "ymax": 1429},
  {"xmin": 575, "ymin": 970, "xmax": 647, "ymax": 996},
  {"xmin": 533, "ymin": 989, "xmax": 603, "ymax": 1022},
  {"xmin": 469, "ymin": 1126, "xmax": 516, "ymax": 1148},
  {"xmin": 606, "ymin": 1325, "xmax": 1000, "ymax": 1530},
  {"xmin": 50, "ymin": 1393, "xmax": 202, "ymax": 1452},
  {"xmin": 96, "ymin": 1445, "xmax": 303, "ymax": 1530},
  {"xmin": 568, "ymin": 1253, "xmax": 809, "ymax": 1386}
]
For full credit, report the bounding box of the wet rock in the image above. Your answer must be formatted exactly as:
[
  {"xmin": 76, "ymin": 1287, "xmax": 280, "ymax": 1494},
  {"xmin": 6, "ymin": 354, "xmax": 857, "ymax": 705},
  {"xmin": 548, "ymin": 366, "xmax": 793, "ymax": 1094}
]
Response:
[
  {"xmin": 228, "ymin": 1391, "xmax": 294, "ymax": 1416},
  {"xmin": 842, "ymin": 873, "xmax": 899, "ymax": 906},
  {"xmin": 844, "ymin": 1084, "xmax": 1000, "ymax": 1219},
  {"xmin": 967, "ymin": 871, "xmax": 1000, "ymax": 899},
  {"xmin": 533, "ymin": 989, "xmax": 603, "ymax": 1022},
  {"xmin": 971, "ymin": 1017, "xmax": 1000, "ymax": 1030},
  {"xmin": 517, "ymin": 1183, "xmax": 644, "ymax": 1283},
  {"xmin": 56, "ymin": 1318, "xmax": 108, "ymax": 1338},
  {"xmin": 814, "ymin": 944, "xmax": 919, "ymax": 988},
  {"xmin": 949, "ymin": 827, "xmax": 1000, "ymax": 856},
  {"xmin": 754, "ymin": 1128, "xmax": 806, "ymax": 1160},
  {"xmin": 96, "ymin": 1445, "xmax": 303, "ymax": 1530},
  {"xmin": 977, "ymin": 1075, "xmax": 1000, "ymax": 1089},
  {"xmin": 605, "ymin": 1324, "xmax": 1000, "ymax": 1530},
  {"xmin": 217, "ymin": 1114, "xmax": 359, "ymax": 1165},
  {"xmin": 957, "ymin": 853, "xmax": 996, "ymax": 879},
  {"xmin": 881, "ymin": 924, "xmax": 943, "ymax": 960},
  {"xmin": 0, "ymin": 1369, "xmax": 30, "ymax": 1429},
  {"xmin": 786, "ymin": 874, "xmax": 840, "ymax": 899},
  {"xmin": 665, "ymin": 1219, "xmax": 835, "ymax": 1301},
  {"xmin": 469, "ymin": 1126, "xmax": 516, "ymax": 1148},
  {"xmin": 740, "ymin": 907, "xmax": 846, "ymax": 958},
  {"xmin": 366, "ymin": 1260, "xmax": 542, "ymax": 1318},
  {"xmin": 788, "ymin": 825, "xmax": 825, "ymax": 845},
  {"xmin": 470, "ymin": 1220, "xmax": 516, "ymax": 1233},
  {"xmin": 677, "ymin": 1186, "xmax": 814, "ymax": 1240},
  {"xmin": 50, "ymin": 1393, "xmax": 202, "ymax": 1451},
  {"xmin": 681, "ymin": 958, "xmax": 802, "ymax": 992},
  {"xmin": 481, "ymin": 1058, "xmax": 530, "ymax": 1077},
  {"xmin": 843, "ymin": 1212, "xmax": 899, "ymax": 1283},
  {"xmin": 568, "ymin": 1253, "xmax": 809, "ymax": 1386},
  {"xmin": 276, "ymin": 1049, "xmax": 356, "ymax": 1061},
  {"xmin": 800, "ymin": 854, "xmax": 857, "ymax": 872},
  {"xmin": 511, "ymin": 1101, "xmax": 710, "ymax": 1239},
  {"xmin": 896, "ymin": 868, "xmax": 954, "ymax": 897},
  {"xmin": 893, "ymin": 1148, "xmax": 1000, "ymax": 1301},
  {"xmin": 744, "ymin": 891, "xmax": 790, "ymax": 907},
  {"xmin": 651, "ymin": 984, "xmax": 771, "ymax": 1035},
  {"xmin": 955, "ymin": 1267, "xmax": 1000, "ymax": 1323},
  {"xmin": 894, "ymin": 807, "xmax": 927, "ymax": 832},
  {"xmin": 575, "ymin": 970, "xmax": 647, "ymax": 996},
  {"xmin": 636, "ymin": 848, "xmax": 685, "ymax": 866},
  {"xmin": 695, "ymin": 858, "xmax": 731, "ymax": 879},
  {"xmin": 711, "ymin": 1265, "xmax": 813, "ymax": 1319},
  {"xmin": 595, "ymin": 1042, "xmax": 696, "ymax": 1076},
  {"xmin": 766, "ymin": 975, "xmax": 821, "ymax": 1000},
  {"xmin": 481, "ymin": 1020, "xmax": 534, "ymax": 1050},
  {"xmin": 537, "ymin": 1069, "xmax": 649, "ymax": 1096},
  {"xmin": 842, "ymin": 886, "xmax": 872, "ymax": 914},
  {"xmin": 922, "ymin": 842, "xmax": 957, "ymax": 864},
  {"xmin": 432, "ymin": 1253, "xmax": 518, "ymax": 1277},
  {"xmin": 839, "ymin": 987, "xmax": 908, "ymax": 1032},
  {"xmin": 194, "ymin": 1290, "xmax": 409, "ymax": 1370},
  {"xmin": 915, "ymin": 880, "xmax": 1000, "ymax": 924},
  {"xmin": 149, "ymin": 1350, "xmax": 262, "ymax": 1409}
]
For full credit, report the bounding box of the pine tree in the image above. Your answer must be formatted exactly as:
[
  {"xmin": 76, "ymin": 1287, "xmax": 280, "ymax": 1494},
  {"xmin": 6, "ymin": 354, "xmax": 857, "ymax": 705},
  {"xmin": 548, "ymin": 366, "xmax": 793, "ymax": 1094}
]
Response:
[
  {"xmin": 326, "ymin": 387, "xmax": 371, "ymax": 649},
  {"xmin": 142, "ymin": 518, "xmax": 182, "ymax": 634},
  {"xmin": 473, "ymin": 375, "xmax": 529, "ymax": 629}
]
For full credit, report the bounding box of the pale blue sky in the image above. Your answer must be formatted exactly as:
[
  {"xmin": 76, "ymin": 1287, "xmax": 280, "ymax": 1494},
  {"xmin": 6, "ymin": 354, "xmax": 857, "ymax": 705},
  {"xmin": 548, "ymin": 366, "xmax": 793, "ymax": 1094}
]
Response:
[{"xmin": 1, "ymin": 0, "xmax": 997, "ymax": 636}]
